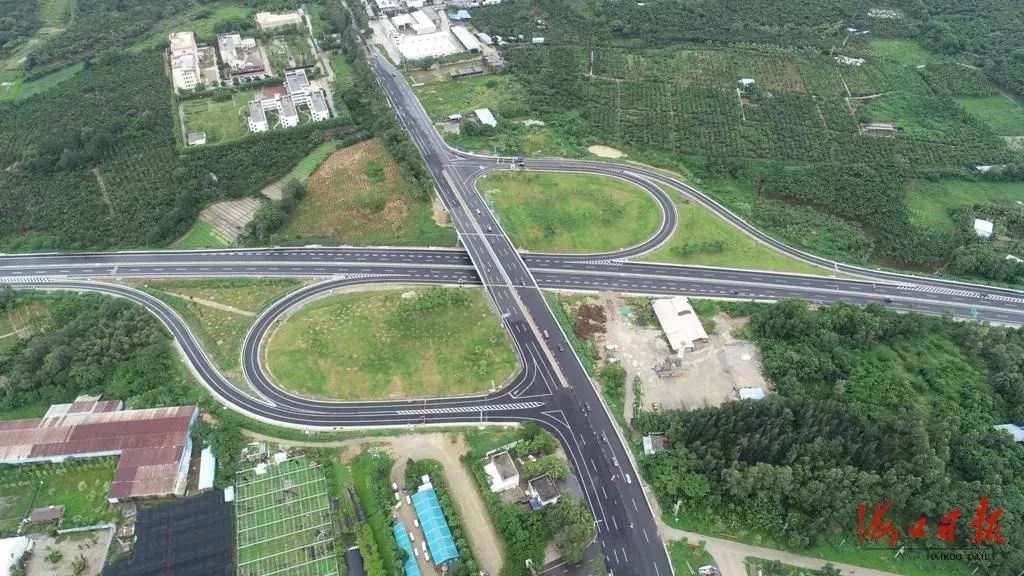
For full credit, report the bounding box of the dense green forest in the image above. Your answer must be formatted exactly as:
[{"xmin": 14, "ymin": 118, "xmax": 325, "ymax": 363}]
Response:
[
  {"xmin": 468, "ymin": 0, "xmax": 1024, "ymax": 282},
  {"xmin": 0, "ymin": 290, "xmax": 199, "ymax": 412},
  {"xmin": 634, "ymin": 301, "xmax": 1024, "ymax": 575}
]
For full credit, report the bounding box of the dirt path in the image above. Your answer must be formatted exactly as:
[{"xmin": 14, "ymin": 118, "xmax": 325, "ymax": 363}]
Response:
[
  {"xmin": 161, "ymin": 291, "xmax": 255, "ymax": 316},
  {"xmin": 91, "ymin": 167, "xmax": 114, "ymax": 217},
  {"xmin": 246, "ymin": 431, "xmax": 506, "ymax": 575}
]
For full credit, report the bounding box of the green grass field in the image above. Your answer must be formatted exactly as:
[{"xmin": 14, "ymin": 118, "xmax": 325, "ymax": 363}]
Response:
[
  {"xmin": 643, "ymin": 194, "xmax": 825, "ymax": 274},
  {"xmin": 235, "ymin": 456, "xmax": 338, "ymax": 576},
  {"xmin": 479, "ymin": 171, "xmax": 662, "ymax": 253},
  {"xmin": 140, "ymin": 278, "xmax": 303, "ymax": 371},
  {"xmin": 38, "ymin": 0, "xmax": 72, "ymax": 26},
  {"xmin": 0, "ymin": 402, "xmax": 49, "ymax": 422},
  {"xmin": 956, "ymin": 94, "xmax": 1024, "ymax": 135},
  {"xmin": 181, "ymin": 90, "xmax": 257, "ymax": 144},
  {"xmin": 868, "ymin": 39, "xmax": 933, "ymax": 66},
  {"xmin": 668, "ymin": 540, "xmax": 717, "ymax": 575},
  {"xmin": 906, "ymin": 179, "xmax": 1024, "ymax": 230},
  {"xmin": 172, "ymin": 220, "xmax": 232, "ymax": 249},
  {"xmin": 265, "ymin": 287, "xmax": 518, "ymax": 400},
  {"xmin": 0, "ymin": 63, "xmax": 83, "ymax": 101},
  {"xmin": 0, "ymin": 458, "xmax": 118, "ymax": 535},
  {"xmin": 412, "ymin": 73, "xmax": 525, "ymax": 121},
  {"xmin": 266, "ymin": 32, "xmax": 315, "ymax": 74}
]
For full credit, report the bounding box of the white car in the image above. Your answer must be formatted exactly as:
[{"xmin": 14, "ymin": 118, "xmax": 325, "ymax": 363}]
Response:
[
  {"xmin": 625, "ymin": 473, "xmax": 632, "ymax": 485},
  {"xmin": 410, "ymin": 532, "xmax": 415, "ymax": 542}
]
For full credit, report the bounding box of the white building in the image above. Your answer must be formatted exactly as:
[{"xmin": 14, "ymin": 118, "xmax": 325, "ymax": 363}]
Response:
[
  {"xmin": 0, "ymin": 537, "xmax": 32, "ymax": 576},
  {"xmin": 451, "ymin": 25, "xmax": 480, "ymax": 52},
  {"xmin": 186, "ymin": 132, "xmax": 207, "ymax": 146},
  {"xmin": 248, "ymin": 100, "xmax": 269, "ymax": 132},
  {"xmin": 409, "ymin": 10, "xmax": 437, "ymax": 34},
  {"xmin": 474, "ymin": 108, "xmax": 497, "ymax": 127},
  {"xmin": 255, "ymin": 10, "xmax": 303, "ymax": 30},
  {"xmin": 169, "ymin": 31, "xmax": 202, "ymax": 91},
  {"xmin": 738, "ymin": 387, "xmax": 766, "ymax": 400},
  {"xmin": 217, "ymin": 33, "xmax": 259, "ymax": 72},
  {"xmin": 974, "ymin": 218, "xmax": 994, "ymax": 239},
  {"xmin": 279, "ymin": 94, "xmax": 299, "ymax": 128},
  {"xmin": 310, "ymin": 91, "xmax": 330, "ymax": 122},
  {"xmin": 483, "ymin": 451, "xmax": 519, "ymax": 493},
  {"xmin": 652, "ymin": 296, "xmax": 709, "ymax": 353}
]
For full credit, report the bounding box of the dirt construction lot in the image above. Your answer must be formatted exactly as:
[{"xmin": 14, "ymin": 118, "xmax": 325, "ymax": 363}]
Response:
[
  {"xmin": 23, "ymin": 528, "xmax": 111, "ymax": 576},
  {"xmin": 600, "ymin": 294, "xmax": 768, "ymax": 414}
]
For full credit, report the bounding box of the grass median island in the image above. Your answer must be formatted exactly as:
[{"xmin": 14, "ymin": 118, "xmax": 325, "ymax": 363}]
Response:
[
  {"xmin": 642, "ymin": 194, "xmax": 825, "ymax": 275},
  {"xmin": 138, "ymin": 278, "xmax": 304, "ymax": 372},
  {"xmin": 480, "ymin": 171, "xmax": 662, "ymax": 253},
  {"xmin": 265, "ymin": 287, "xmax": 518, "ymax": 400}
]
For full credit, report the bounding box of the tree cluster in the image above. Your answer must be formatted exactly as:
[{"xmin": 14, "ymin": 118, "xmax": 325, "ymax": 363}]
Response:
[{"xmin": 633, "ymin": 301, "xmax": 1024, "ymax": 574}]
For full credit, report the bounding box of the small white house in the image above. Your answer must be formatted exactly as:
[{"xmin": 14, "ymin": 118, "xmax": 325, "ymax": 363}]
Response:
[
  {"xmin": 974, "ymin": 218, "xmax": 994, "ymax": 239},
  {"xmin": 738, "ymin": 78, "xmax": 756, "ymax": 87},
  {"xmin": 739, "ymin": 387, "xmax": 766, "ymax": 400},
  {"xmin": 484, "ymin": 451, "xmax": 519, "ymax": 493}
]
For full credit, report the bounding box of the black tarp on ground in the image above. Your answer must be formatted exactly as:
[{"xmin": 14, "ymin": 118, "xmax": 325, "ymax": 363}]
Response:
[
  {"xmin": 104, "ymin": 490, "xmax": 233, "ymax": 576},
  {"xmin": 345, "ymin": 546, "xmax": 365, "ymax": 576}
]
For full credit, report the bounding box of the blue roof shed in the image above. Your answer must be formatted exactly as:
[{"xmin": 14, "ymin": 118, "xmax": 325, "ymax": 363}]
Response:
[
  {"xmin": 411, "ymin": 488, "xmax": 459, "ymax": 565},
  {"xmin": 392, "ymin": 523, "xmax": 421, "ymax": 576}
]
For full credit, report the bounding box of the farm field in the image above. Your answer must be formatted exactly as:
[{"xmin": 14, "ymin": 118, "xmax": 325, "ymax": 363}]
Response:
[
  {"xmin": 0, "ymin": 458, "xmax": 118, "ymax": 535},
  {"xmin": 642, "ymin": 194, "xmax": 825, "ymax": 274},
  {"xmin": 479, "ymin": 171, "xmax": 662, "ymax": 253},
  {"xmin": 172, "ymin": 220, "xmax": 233, "ymax": 249},
  {"xmin": 265, "ymin": 287, "xmax": 519, "ymax": 400},
  {"xmin": 181, "ymin": 90, "xmax": 258, "ymax": 145},
  {"xmin": 235, "ymin": 456, "xmax": 338, "ymax": 576},
  {"xmin": 868, "ymin": 39, "xmax": 933, "ymax": 66},
  {"xmin": 139, "ymin": 278, "xmax": 303, "ymax": 371},
  {"xmin": 957, "ymin": 94, "xmax": 1024, "ymax": 136},
  {"xmin": 905, "ymin": 179, "xmax": 1024, "ymax": 230},
  {"xmin": 279, "ymin": 138, "xmax": 456, "ymax": 247},
  {"xmin": 0, "ymin": 63, "xmax": 83, "ymax": 101}
]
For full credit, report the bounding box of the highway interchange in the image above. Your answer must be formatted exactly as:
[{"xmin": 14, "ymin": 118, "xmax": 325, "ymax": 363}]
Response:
[{"xmin": 1, "ymin": 37, "xmax": 1023, "ymax": 576}]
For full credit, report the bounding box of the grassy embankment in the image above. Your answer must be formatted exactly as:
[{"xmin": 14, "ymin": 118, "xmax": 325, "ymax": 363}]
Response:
[{"xmin": 265, "ymin": 287, "xmax": 518, "ymax": 400}]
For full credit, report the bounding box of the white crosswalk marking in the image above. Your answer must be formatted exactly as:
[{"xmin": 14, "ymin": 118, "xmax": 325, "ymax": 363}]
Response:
[
  {"xmin": 397, "ymin": 402, "xmax": 544, "ymax": 415},
  {"xmin": 0, "ymin": 277, "xmax": 52, "ymax": 283}
]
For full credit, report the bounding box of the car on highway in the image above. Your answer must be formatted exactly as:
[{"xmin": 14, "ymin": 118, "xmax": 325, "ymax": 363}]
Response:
[
  {"xmin": 612, "ymin": 456, "xmax": 619, "ymax": 467},
  {"xmin": 542, "ymin": 329, "xmax": 549, "ymax": 339},
  {"xmin": 600, "ymin": 432, "xmax": 608, "ymax": 443},
  {"xmin": 557, "ymin": 343, "xmax": 564, "ymax": 352},
  {"xmin": 487, "ymin": 225, "xmax": 493, "ymax": 232},
  {"xmin": 884, "ymin": 297, "xmax": 894, "ymax": 303},
  {"xmin": 625, "ymin": 473, "xmax": 632, "ymax": 484}
]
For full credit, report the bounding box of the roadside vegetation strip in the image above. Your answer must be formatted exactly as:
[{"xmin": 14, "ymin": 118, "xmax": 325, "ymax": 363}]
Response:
[
  {"xmin": 479, "ymin": 171, "xmax": 662, "ymax": 254},
  {"xmin": 278, "ymin": 138, "xmax": 457, "ymax": 247},
  {"xmin": 138, "ymin": 278, "xmax": 303, "ymax": 371},
  {"xmin": 350, "ymin": 451, "xmax": 402, "ymax": 576},
  {"xmin": 172, "ymin": 220, "xmax": 233, "ymax": 249},
  {"xmin": 642, "ymin": 194, "xmax": 826, "ymax": 275},
  {"xmin": 264, "ymin": 287, "xmax": 518, "ymax": 401},
  {"xmin": 668, "ymin": 540, "xmax": 718, "ymax": 575}
]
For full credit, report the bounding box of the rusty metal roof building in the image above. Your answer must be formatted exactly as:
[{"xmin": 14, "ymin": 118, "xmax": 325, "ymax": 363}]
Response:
[{"xmin": 0, "ymin": 396, "xmax": 198, "ymax": 502}]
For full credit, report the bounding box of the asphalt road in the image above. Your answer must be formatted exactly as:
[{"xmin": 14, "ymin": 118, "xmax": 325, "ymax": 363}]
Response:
[{"xmin": 0, "ymin": 30, "xmax": 1020, "ymax": 576}]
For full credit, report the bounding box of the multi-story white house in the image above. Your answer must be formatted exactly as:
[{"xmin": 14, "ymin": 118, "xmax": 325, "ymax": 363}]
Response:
[
  {"xmin": 169, "ymin": 32, "xmax": 202, "ymax": 92},
  {"xmin": 248, "ymin": 100, "xmax": 269, "ymax": 132}
]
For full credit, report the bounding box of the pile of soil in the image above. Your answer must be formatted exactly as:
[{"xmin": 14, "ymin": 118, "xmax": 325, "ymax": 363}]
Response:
[{"xmin": 574, "ymin": 303, "xmax": 607, "ymax": 339}]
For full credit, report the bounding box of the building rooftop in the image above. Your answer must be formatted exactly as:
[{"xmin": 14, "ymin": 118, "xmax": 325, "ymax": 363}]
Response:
[
  {"xmin": 529, "ymin": 474, "xmax": 559, "ymax": 503},
  {"xmin": 974, "ymin": 218, "xmax": 994, "ymax": 237},
  {"xmin": 392, "ymin": 523, "xmax": 422, "ymax": 576},
  {"xmin": 412, "ymin": 488, "xmax": 458, "ymax": 565},
  {"xmin": 280, "ymin": 94, "xmax": 298, "ymax": 119},
  {"xmin": 642, "ymin": 434, "xmax": 669, "ymax": 455},
  {"xmin": 474, "ymin": 108, "xmax": 497, "ymax": 127},
  {"xmin": 0, "ymin": 396, "xmax": 198, "ymax": 501},
  {"xmin": 451, "ymin": 25, "xmax": 480, "ymax": 51},
  {"xmin": 255, "ymin": 11, "xmax": 303, "ymax": 30},
  {"xmin": 0, "ymin": 537, "xmax": 32, "ymax": 576},
  {"xmin": 27, "ymin": 505, "xmax": 65, "ymax": 524},
  {"xmin": 652, "ymin": 296, "xmax": 709, "ymax": 352},
  {"xmin": 168, "ymin": 31, "xmax": 197, "ymax": 54},
  {"xmin": 491, "ymin": 451, "xmax": 517, "ymax": 479},
  {"xmin": 249, "ymin": 100, "xmax": 267, "ymax": 124},
  {"xmin": 187, "ymin": 132, "xmax": 207, "ymax": 145},
  {"xmin": 739, "ymin": 387, "xmax": 766, "ymax": 400},
  {"xmin": 285, "ymin": 68, "xmax": 310, "ymax": 94},
  {"xmin": 310, "ymin": 91, "xmax": 329, "ymax": 115},
  {"xmin": 449, "ymin": 9, "xmax": 471, "ymax": 20}
]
